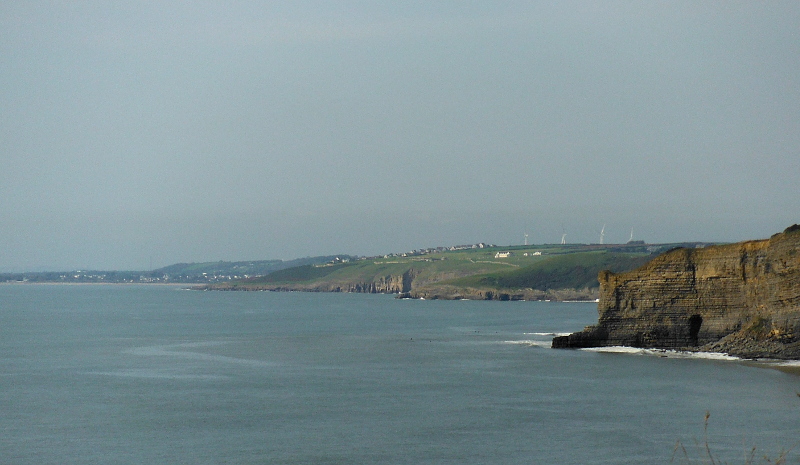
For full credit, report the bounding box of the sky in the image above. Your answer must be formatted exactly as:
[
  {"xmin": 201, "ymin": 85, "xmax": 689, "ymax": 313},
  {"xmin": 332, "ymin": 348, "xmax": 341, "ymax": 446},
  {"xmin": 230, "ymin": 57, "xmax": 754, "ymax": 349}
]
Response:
[{"xmin": 1, "ymin": 1, "xmax": 799, "ymax": 271}]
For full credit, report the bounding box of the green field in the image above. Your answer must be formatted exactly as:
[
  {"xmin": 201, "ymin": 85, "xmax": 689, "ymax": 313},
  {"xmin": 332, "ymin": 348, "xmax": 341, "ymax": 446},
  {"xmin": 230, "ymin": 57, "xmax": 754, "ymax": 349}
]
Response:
[{"xmin": 450, "ymin": 251, "xmax": 653, "ymax": 290}]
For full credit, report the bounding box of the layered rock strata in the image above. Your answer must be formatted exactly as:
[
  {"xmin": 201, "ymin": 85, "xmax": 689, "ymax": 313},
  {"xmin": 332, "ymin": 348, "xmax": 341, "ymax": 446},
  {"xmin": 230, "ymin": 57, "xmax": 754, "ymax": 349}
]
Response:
[
  {"xmin": 552, "ymin": 225, "xmax": 800, "ymax": 359},
  {"xmin": 335, "ymin": 269, "xmax": 417, "ymax": 294}
]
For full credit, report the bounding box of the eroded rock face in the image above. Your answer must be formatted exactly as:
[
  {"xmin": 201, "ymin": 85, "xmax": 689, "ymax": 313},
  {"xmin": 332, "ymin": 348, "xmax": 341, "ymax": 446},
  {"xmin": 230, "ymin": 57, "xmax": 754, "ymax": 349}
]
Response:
[
  {"xmin": 344, "ymin": 269, "xmax": 417, "ymax": 294},
  {"xmin": 203, "ymin": 269, "xmax": 419, "ymax": 294},
  {"xmin": 553, "ymin": 225, "xmax": 800, "ymax": 359}
]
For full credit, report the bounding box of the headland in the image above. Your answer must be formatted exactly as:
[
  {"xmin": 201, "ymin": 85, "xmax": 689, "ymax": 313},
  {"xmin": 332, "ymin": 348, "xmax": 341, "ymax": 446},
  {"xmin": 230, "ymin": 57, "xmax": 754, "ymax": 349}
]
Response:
[{"xmin": 553, "ymin": 225, "xmax": 800, "ymax": 360}]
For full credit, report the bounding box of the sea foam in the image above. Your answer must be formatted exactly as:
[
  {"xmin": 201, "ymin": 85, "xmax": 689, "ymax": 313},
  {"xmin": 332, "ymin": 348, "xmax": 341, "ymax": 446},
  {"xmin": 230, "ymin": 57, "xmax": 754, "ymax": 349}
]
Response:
[{"xmin": 580, "ymin": 346, "xmax": 740, "ymax": 361}]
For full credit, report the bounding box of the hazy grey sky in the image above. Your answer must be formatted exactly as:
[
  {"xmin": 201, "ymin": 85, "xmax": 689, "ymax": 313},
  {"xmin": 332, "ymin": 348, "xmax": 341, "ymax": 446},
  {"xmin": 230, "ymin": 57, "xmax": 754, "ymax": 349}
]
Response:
[{"xmin": 2, "ymin": 1, "xmax": 798, "ymax": 271}]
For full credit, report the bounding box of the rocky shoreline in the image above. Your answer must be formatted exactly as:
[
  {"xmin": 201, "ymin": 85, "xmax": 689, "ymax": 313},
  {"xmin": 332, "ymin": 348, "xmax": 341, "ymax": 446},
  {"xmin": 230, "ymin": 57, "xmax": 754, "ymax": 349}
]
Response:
[
  {"xmin": 197, "ymin": 281, "xmax": 599, "ymax": 302},
  {"xmin": 398, "ymin": 285, "xmax": 597, "ymax": 301}
]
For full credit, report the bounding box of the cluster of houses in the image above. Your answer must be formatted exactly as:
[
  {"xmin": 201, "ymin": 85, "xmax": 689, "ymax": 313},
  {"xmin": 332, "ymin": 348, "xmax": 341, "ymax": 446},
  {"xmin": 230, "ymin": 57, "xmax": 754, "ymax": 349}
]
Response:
[
  {"xmin": 0, "ymin": 271, "xmax": 246, "ymax": 284},
  {"xmin": 494, "ymin": 251, "xmax": 542, "ymax": 259},
  {"xmin": 345, "ymin": 242, "xmax": 549, "ymax": 263},
  {"xmin": 352, "ymin": 243, "xmax": 497, "ymax": 262}
]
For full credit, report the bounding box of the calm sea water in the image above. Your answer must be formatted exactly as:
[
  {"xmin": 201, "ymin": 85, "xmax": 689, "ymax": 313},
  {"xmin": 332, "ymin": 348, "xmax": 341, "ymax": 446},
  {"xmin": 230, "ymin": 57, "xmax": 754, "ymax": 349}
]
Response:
[{"xmin": 1, "ymin": 285, "xmax": 798, "ymax": 464}]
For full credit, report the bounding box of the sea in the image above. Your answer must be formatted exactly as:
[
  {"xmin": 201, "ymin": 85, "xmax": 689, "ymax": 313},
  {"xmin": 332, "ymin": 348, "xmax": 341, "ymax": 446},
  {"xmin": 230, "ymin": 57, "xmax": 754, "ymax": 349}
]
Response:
[{"xmin": 1, "ymin": 284, "xmax": 798, "ymax": 465}]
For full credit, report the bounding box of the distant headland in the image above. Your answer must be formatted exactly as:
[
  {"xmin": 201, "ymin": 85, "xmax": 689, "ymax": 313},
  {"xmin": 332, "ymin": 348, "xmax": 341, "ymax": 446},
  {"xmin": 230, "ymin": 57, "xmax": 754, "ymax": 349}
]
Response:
[{"xmin": 195, "ymin": 240, "xmax": 714, "ymax": 301}]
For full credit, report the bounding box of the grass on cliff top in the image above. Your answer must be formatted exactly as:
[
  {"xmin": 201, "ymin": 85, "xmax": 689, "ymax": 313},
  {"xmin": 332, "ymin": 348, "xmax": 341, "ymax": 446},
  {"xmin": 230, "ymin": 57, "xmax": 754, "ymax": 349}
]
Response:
[
  {"xmin": 243, "ymin": 258, "xmax": 512, "ymax": 285},
  {"xmin": 242, "ymin": 263, "xmax": 353, "ymax": 283},
  {"xmin": 448, "ymin": 251, "xmax": 653, "ymax": 290}
]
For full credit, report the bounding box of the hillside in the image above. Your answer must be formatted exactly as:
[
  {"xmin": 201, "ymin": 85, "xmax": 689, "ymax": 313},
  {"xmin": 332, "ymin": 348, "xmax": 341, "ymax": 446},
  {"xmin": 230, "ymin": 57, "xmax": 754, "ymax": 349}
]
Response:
[
  {"xmin": 200, "ymin": 242, "xmax": 709, "ymax": 300},
  {"xmin": 409, "ymin": 251, "xmax": 655, "ymax": 301},
  {"xmin": 0, "ymin": 256, "xmax": 353, "ymax": 284},
  {"xmin": 148, "ymin": 256, "xmax": 353, "ymax": 282}
]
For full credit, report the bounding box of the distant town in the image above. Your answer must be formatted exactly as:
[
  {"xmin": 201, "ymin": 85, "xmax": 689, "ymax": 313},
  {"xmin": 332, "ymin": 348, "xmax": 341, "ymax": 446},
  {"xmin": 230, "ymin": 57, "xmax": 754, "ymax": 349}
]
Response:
[{"xmin": 0, "ymin": 243, "xmax": 500, "ymax": 284}]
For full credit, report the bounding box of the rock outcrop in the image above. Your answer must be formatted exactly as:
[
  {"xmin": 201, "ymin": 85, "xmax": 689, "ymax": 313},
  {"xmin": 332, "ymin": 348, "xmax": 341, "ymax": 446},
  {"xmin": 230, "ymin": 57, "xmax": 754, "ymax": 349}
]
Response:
[
  {"xmin": 334, "ymin": 269, "xmax": 418, "ymax": 294},
  {"xmin": 552, "ymin": 225, "xmax": 800, "ymax": 359}
]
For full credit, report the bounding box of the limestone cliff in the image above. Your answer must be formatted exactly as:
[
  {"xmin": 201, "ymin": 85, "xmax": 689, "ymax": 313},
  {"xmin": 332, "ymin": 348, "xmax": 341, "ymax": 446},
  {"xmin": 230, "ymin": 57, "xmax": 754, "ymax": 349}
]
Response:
[
  {"xmin": 327, "ymin": 269, "xmax": 417, "ymax": 294},
  {"xmin": 552, "ymin": 225, "xmax": 800, "ymax": 359}
]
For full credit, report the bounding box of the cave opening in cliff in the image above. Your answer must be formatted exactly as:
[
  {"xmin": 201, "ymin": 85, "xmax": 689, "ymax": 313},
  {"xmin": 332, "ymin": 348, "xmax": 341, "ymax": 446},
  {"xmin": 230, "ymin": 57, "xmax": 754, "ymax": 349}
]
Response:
[{"xmin": 688, "ymin": 314, "xmax": 703, "ymax": 345}]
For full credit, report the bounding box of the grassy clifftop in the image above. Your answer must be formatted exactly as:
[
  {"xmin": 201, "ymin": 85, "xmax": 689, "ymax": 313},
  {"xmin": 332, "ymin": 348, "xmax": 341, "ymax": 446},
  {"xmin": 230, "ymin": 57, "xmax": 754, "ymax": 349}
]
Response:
[{"xmin": 452, "ymin": 252, "xmax": 654, "ymax": 290}]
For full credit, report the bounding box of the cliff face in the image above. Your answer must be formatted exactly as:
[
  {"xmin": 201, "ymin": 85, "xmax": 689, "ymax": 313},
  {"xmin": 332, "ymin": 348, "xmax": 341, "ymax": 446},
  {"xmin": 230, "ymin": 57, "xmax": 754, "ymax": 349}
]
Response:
[
  {"xmin": 206, "ymin": 269, "xmax": 419, "ymax": 294},
  {"xmin": 553, "ymin": 225, "xmax": 800, "ymax": 359},
  {"xmin": 329, "ymin": 269, "xmax": 417, "ymax": 294}
]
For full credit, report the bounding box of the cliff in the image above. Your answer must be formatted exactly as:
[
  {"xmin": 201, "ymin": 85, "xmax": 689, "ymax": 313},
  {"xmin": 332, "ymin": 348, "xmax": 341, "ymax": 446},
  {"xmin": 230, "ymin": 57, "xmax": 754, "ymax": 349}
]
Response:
[
  {"xmin": 323, "ymin": 269, "xmax": 417, "ymax": 293},
  {"xmin": 202, "ymin": 268, "xmax": 418, "ymax": 294},
  {"xmin": 553, "ymin": 225, "xmax": 800, "ymax": 359},
  {"xmin": 198, "ymin": 244, "xmax": 692, "ymax": 300}
]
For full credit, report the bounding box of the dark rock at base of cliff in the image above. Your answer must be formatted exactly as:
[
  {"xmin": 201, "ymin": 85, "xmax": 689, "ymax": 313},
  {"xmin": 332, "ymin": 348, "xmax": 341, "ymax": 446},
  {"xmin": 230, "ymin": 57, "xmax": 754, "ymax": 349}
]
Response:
[
  {"xmin": 552, "ymin": 326, "xmax": 608, "ymax": 349},
  {"xmin": 697, "ymin": 324, "xmax": 800, "ymax": 360}
]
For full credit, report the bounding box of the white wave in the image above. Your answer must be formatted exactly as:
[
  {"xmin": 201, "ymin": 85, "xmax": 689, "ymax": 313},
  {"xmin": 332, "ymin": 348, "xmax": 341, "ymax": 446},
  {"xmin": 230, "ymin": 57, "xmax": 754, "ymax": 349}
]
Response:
[
  {"xmin": 686, "ymin": 351, "xmax": 741, "ymax": 361},
  {"xmin": 501, "ymin": 339, "xmax": 550, "ymax": 348},
  {"xmin": 581, "ymin": 346, "xmax": 648, "ymax": 354},
  {"xmin": 524, "ymin": 332, "xmax": 572, "ymax": 337},
  {"xmin": 527, "ymin": 340, "xmax": 554, "ymax": 348},
  {"xmin": 757, "ymin": 359, "xmax": 800, "ymax": 367},
  {"xmin": 580, "ymin": 346, "xmax": 740, "ymax": 361}
]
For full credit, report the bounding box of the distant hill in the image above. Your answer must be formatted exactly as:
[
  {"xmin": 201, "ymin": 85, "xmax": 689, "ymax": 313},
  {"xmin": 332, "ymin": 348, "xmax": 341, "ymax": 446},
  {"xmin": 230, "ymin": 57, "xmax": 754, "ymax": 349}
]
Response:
[
  {"xmin": 201, "ymin": 242, "xmax": 715, "ymax": 301},
  {"xmin": 2, "ymin": 242, "xmax": 715, "ymax": 295},
  {"xmin": 148, "ymin": 256, "xmax": 354, "ymax": 283},
  {"xmin": 0, "ymin": 255, "xmax": 354, "ymax": 284}
]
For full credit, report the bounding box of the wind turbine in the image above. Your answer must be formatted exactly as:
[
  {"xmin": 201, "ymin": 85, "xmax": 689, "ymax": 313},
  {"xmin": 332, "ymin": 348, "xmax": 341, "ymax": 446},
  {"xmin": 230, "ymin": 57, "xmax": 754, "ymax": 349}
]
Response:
[
  {"xmin": 628, "ymin": 227, "xmax": 634, "ymax": 243},
  {"xmin": 524, "ymin": 233, "xmax": 529, "ymax": 246},
  {"xmin": 599, "ymin": 224, "xmax": 606, "ymax": 245},
  {"xmin": 561, "ymin": 233, "xmax": 567, "ymax": 245}
]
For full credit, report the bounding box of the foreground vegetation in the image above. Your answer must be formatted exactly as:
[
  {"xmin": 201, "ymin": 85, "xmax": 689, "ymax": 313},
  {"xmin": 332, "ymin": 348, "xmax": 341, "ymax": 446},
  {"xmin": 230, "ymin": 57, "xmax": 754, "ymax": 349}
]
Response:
[{"xmin": 672, "ymin": 412, "xmax": 796, "ymax": 464}]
